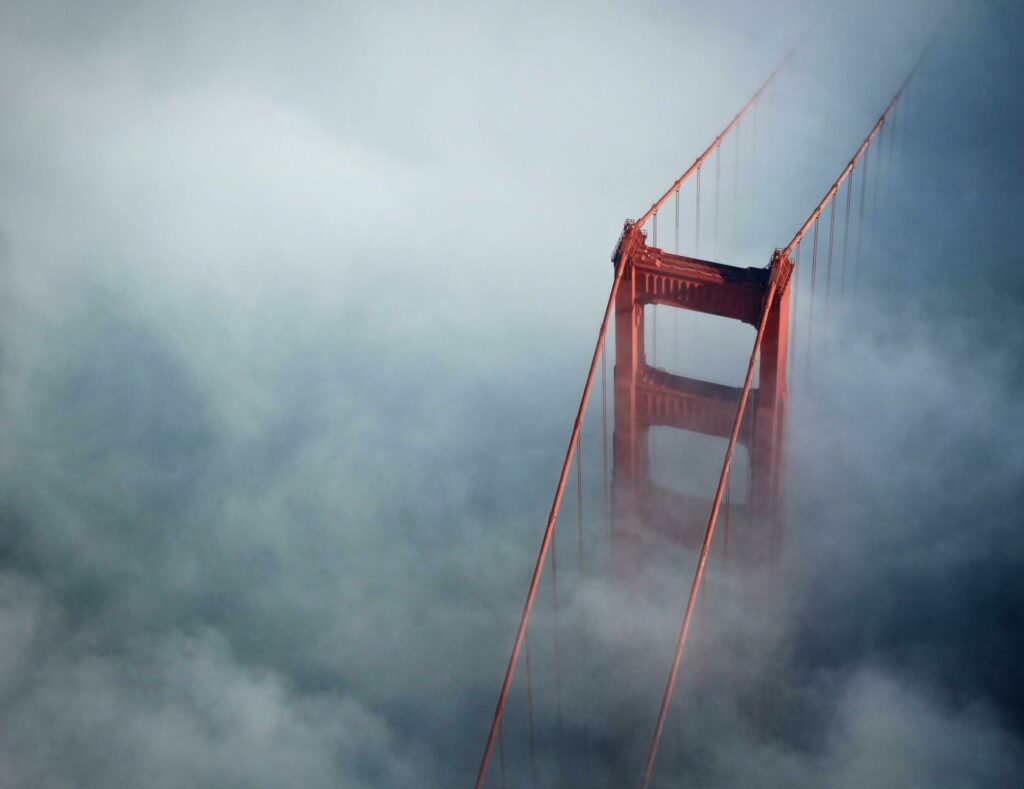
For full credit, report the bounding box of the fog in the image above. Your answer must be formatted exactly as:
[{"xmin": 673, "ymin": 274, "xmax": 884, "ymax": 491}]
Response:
[{"xmin": 1, "ymin": 0, "xmax": 1022, "ymax": 786}]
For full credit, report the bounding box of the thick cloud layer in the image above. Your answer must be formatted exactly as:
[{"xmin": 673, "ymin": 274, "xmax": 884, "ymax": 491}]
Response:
[{"xmin": 1, "ymin": 0, "xmax": 1022, "ymax": 786}]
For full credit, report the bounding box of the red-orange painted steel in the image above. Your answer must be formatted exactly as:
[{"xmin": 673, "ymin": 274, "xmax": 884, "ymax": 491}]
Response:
[
  {"xmin": 612, "ymin": 244, "xmax": 790, "ymax": 574},
  {"xmin": 639, "ymin": 259, "xmax": 789, "ymax": 789}
]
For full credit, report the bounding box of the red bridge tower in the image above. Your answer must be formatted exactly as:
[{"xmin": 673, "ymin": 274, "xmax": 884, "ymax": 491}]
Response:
[{"xmin": 612, "ymin": 223, "xmax": 790, "ymax": 567}]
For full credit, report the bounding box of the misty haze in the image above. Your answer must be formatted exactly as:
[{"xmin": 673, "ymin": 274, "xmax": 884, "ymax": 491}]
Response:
[{"xmin": 1, "ymin": 1, "xmax": 1023, "ymax": 787}]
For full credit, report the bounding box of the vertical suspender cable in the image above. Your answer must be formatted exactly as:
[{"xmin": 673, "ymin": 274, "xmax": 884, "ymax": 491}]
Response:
[
  {"xmin": 907, "ymin": 85, "xmax": 912, "ymax": 150},
  {"xmin": 525, "ymin": 633, "xmax": 538, "ymax": 787},
  {"xmin": 896, "ymin": 85, "xmax": 904, "ymax": 156},
  {"xmin": 876, "ymin": 118, "xmax": 885, "ymax": 200},
  {"xmin": 889, "ymin": 99, "xmax": 898, "ymax": 172},
  {"xmin": 674, "ymin": 188, "xmax": 680, "ymax": 253},
  {"xmin": 602, "ymin": 348, "xmax": 610, "ymax": 541},
  {"xmin": 576, "ymin": 436, "xmax": 587, "ymax": 773},
  {"xmin": 841, "ymin": 173, "xmax": 853, "ymax": 298},
  {"xmin": 747, "ymin": 387, "xmax": 757, "ymax": 541},
  {"xmin": 723, "ymin": 469, "xmax": 731, "ymax": 566},
  {"xmin": 695, "ymin": 166, "xmax": 702, "ymax": 256},
  {"xmin": 884, "ymin": 110, "xmax": 895, "ymax": 220},
  {"xmin": 825, "ymin": 200, "xmax": 836, "ymax": 324},
  {"xmin": 715, "ymin": 145, "xmax": 722, "ymax": 255},
  {"xmin": 895, "ymin": 87, "xmax": 904, "ymax": 158},
  {"xmin": 854, "ymin": 147, "xmax": 869, "ymax": 289},
  {"xmin": 870, "ymin": 121, "xmax": 884, "ymax": 274},
  {"xmin": 733, "ymin": 120, "xmax": 740, "ymax": 253},
  {"xmin": 651, "ymin": 204, "xmax": 659, "ymax": 408},
  {"xmin": 552, "ymin": 531, "xmax": 564, "ymax": 775},
  {"xmin": 577, "ymin": 445, "xmax": 584, "ymax": 575},
  {"xmin": 552, "ymin": 523, "xmax": 559, "ymax": 609},
  {"xmin": 906, "ymin": 81, "xmax": 913, "ymax": 152},
  {"xmin": 789, "ymin": 241, "xmax": 801, "ymax": 388},
  {"xmin": 653, "ymin": 305, "xmax": 658, "ymax": 368},
  {"xmin": 806, "ymin": 220, "xmax": 819, "ymax": 387},
  {"xmin": 674, "ymin": 185, "xmax": 681, "ymax": 378},
  {"xmin": 498, "ymin": 722, "xmax": 508, "ymax": 789},
  {"xmin": 751, "ymin": 99, "xmax": 758, "ymax": 203},
  {"xmin": 674, "ymin": 303, "xmax": 679, "ymax": 373}
]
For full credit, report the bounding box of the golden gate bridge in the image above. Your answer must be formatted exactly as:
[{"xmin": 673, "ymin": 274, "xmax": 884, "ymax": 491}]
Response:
[{"xmin": 475, "ymin": 34, "xmax": 928, "ymax": 789}]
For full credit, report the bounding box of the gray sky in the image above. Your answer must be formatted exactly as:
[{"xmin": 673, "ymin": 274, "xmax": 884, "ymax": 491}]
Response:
[{"xmin": 1, "ymin": 0, "xmax": 1023, "ymax": 786}]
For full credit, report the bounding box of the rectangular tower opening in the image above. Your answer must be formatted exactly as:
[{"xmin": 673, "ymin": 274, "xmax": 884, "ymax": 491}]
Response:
[
  {"xmin": 649, "ymin": 426, "xmax": 750, "ymax": 505},
  {"xmin": 644, "ymin": 306, "xmax": 756, "ymax": 389}
]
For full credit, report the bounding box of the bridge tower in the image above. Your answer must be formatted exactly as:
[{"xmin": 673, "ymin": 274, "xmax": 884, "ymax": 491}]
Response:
[{"xmin": 612, "ymin": 223, "xmax": 790, "ymax": 569}]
